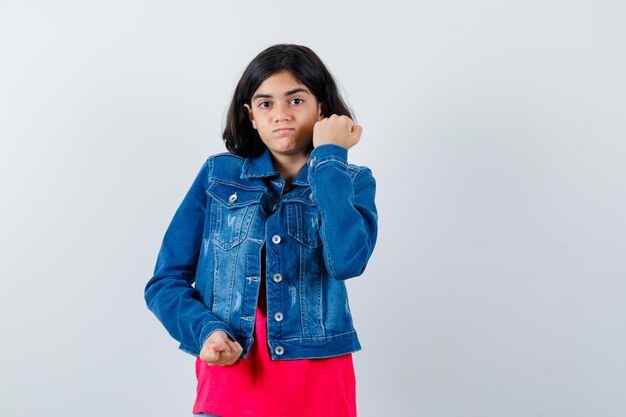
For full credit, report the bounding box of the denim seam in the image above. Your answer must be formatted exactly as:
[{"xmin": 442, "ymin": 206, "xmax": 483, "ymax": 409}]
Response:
[
  {"xmin": 199, "ymin": 321, "xmax": 231, "ymax": 346},
  {"xmin": 314, "ymin": 158, "xmax": 349, "ymax": 170},
  {"xmin": 223, "ymin": 244, "xmax": 239, "ymax": 324},
  {"xmin": 279, "ymin": 350, "xmax": 360, "ymax": 360},
  {"xmin": 316, "ymin": 203, "xmax": 337, "ymax": 279},
  {"xmin": 208, "ymin": 178, "xmax": 267, "ymax": 192},
  {"xmin": 269, "ymin": 330, "xmax": 357, "ymax": 342},
  {"xmin": 207, "ymin": 155, "xmax": 214, "ymax": 178},
  {"xmin": 319, "ymin": 256, "xmax": 325, "ymax": 337},
  {"xmin": 298, "ymin": 243, "xmax": 306, "ymax": 337}
]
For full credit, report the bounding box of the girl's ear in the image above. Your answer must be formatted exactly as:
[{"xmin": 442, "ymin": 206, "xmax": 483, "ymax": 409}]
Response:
[
  {"xmin": 243, "ymin": 104, "xmax": 257, "ymax": 129},
  {"xmin": 317, "ymin": 102, "xmax": 325, "ymax": 120}
]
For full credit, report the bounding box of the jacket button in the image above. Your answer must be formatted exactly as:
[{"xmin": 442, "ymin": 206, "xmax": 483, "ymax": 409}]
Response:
[
  {"xmin": 272, "ymin": 273, "xmax": 283, "ymax": 283},
  {"xmin": 309, "ymin": 193, "xmax": 313, "ymax": 201},
  {"xmin": 228, "ymin": 193, "xmax": 237, "ymax": 203},
  {"xmin": 275, "ymin": 346, "xmax": 284, "ymax": 355},
  {"xmin": 271, "ymin": 235, "xmax": 281, "ymax": 244},
  {"xmin": 274, "ymin": 312, "xmax": 283, "ymax": 322},
  {"xmin": 309, "ymin": 157, "xmax": 316, "ymax": 167}
]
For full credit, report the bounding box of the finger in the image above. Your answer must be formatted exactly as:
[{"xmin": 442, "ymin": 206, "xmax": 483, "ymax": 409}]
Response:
[
  {"xmin": 201, "ymin": 347, "xmax": 220, "ymax": 364},
  {"xmin": 222, "ymin": 353, "xmax": 237, "ymax": 366},
  {"xmin": 352, "ymin": 124, "xmax": 363, "ymax": 140},
  {"xmin": 231, "ymin": 341, "xmax": 243, "ymax": 357},
  {"xmin": 208, "ymin": 341, "xmax": 225, "ymax": 352},
  {"xmin": 219, "ymin": 340, "xmax": 239, "ymax": 363},
  {"xmin": 223, "ymin": 341, "xmax": 244, "ymax": 365},
  {"xmin": 211, "ymin": 339, "xmax": 235, "ymax": 365},
  {"xmin": 215, "ymin": 347, "xmax": 238, "ymax": 366},
  {"xmin": 221, "ymin": 339, "xmax": 232, "ymax": 355},
  {"xmin": 224, "ymin": 356, "xmax": 238, "ymax": 366},
  {"xmin": 208, "ymin": 352, "xmax": 221, "ymax": 366}
]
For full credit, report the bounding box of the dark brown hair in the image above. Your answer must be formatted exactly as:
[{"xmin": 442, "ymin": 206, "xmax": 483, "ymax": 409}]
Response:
[{"xmin": 222, "ymin": 44, "xmax": 353, "ymax": 157}]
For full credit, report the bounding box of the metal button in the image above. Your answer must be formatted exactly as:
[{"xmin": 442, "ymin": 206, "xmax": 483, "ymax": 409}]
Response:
[
  {"xmin": 309, "ymin": 193, "xmax": 313, "ymax": 201},
  {"xmin": 309, "ymin": 157, "xmax": 316, "ymax": 167},
  {"xmin": 275, "ymin": 346, "xmax": 284, "ymax": 355},
  {"xmin": 272, "ymin": 273, "xmax": 283, "ymax": 283},
  {"xmin": 274, "ymin": 312, "xmax": 283, "ymax": 322},
  {"xmin": 271, "ymin": 235, "xmax": 281, "ymax": 244},
  {"xmin": 228, "ymin": 193, "xmax": 237, "ymax": 203}
]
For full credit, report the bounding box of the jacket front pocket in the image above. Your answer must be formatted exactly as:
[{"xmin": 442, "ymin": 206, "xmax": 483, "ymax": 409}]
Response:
[
  {"xmin": 208, "ymin": 182, "xmax": 263, "ymax": 250},
  {"xmin": 286, "ymin": 200, "xmax": 322, "ymax": 249}
]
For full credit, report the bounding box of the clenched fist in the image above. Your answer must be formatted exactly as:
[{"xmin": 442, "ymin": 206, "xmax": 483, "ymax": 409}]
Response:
[
  {"xmin": 200, "ymin": 330, "xmax": 243, "ymax": 366},
  {"xmin": 313, "ymin": 114, "xmax": 362, "ymax": 150}
]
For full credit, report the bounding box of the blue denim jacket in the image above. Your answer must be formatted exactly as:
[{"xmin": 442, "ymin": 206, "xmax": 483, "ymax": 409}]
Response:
[{"xmin": 144, "ymin": 144, "xmax": 377, "ymax": 360}]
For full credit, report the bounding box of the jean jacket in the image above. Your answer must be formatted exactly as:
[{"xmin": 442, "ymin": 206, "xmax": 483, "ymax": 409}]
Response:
[{"xmin": 144, "ymin": 144, "xmax": 378, "ymax": 360}]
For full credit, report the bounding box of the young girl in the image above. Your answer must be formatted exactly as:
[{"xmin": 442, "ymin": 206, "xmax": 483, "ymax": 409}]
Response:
[{"xmin": 145, "ymin": 44, "xmax": 378, "ymax": 417}]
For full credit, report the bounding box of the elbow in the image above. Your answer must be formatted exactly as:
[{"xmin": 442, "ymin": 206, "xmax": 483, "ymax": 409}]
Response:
[
  {"xmin": 332, "ymin": 265, "xmax": 367, "ymax": 281},
  {"xmin": 144, "ymin": 274, "xmax": 166, "ymax": 311},
  {"xmin": 144, "ymin": 277, "xmax": 158, "ymax": 311},
  {"xmin": 329, "ymin": 242, "xmax": 373, "ymax": 281},
  {"xmin": 327, "ymin": 222, "xmax": 377, "ymax": 281}
]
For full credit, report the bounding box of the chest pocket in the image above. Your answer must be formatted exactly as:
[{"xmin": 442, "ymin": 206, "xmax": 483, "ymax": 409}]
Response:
[
  {"xmin": 208, "ymin": 182, "xmax": 263, "ymax": 250},
  {"xmin": 286, "ymin": 198, "xmax": 322, "ymax": 249}
]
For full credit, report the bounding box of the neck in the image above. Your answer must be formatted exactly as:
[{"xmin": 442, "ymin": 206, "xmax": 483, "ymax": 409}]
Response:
[{"xmin": 270, "ymin": 151, "xmax": 310, "ymax": 185}]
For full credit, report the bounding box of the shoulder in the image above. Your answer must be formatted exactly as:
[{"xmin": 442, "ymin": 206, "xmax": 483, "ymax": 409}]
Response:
[
  {"xmin": 205, "ymin": 152, "xmax": 246, "ymax": 180},
  {"xmin": 206, "ymin": 151, "xmax": 245, "ymax": 166}
]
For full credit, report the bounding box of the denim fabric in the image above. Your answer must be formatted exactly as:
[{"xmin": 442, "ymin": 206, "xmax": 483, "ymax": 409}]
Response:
[{"xmin": 145, "ymin": 144, "xmax": 378, "ymax": 360}]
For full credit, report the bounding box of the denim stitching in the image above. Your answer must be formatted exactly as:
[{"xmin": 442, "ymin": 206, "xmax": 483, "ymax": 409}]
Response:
[
  {"xmin": 315, "ymin": 158, "xmax": 349, "ymax": 170},
  {"xmin": 271, "ymin": 330, "xmax": 357, "ymax": 342}
]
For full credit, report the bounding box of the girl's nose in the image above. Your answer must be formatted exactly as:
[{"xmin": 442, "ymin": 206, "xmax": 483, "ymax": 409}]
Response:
[{"xmin": 273, "ymin": 103, "xmax": 292, "ymax": 122}]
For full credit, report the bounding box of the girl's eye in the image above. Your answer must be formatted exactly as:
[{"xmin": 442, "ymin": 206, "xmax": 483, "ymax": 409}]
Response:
[
  {"xmin": 258, "ymin": 101, "xmax": 271, "ymax": 109},
  {"xmin": 291, "ymin": 98, "xmax": 303, "ymax": 105}
]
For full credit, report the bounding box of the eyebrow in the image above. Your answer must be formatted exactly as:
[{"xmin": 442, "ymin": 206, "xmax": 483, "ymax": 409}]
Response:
[{"xmin": 252, "ymin": 88, "xmax": 310, "ymax": 101}]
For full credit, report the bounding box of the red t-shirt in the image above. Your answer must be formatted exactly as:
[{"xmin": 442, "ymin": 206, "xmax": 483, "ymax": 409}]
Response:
[{"xmin": 193, "ymin": 264, "xmax": 357, "ymax": 417}]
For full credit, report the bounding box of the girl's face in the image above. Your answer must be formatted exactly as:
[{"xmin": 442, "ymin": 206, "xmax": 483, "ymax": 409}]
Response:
[{"xmin": 244, "ymin": 70, "xmax": 323, "ymax": 160}]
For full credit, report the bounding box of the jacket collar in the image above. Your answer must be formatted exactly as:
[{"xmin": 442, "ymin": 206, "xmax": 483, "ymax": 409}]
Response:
[
  {"xmin": 241, "ymin": 148, "xmax": 310, "ymax": 186},
  {"xmin": 241, "ymin": 148, "xmax": 280, "ymax": 179}
]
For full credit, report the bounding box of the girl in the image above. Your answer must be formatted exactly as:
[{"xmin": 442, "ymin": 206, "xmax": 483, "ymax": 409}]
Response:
[{"xmin": 145, "ymin": 44, "xmax": 378, "ymax": 417}]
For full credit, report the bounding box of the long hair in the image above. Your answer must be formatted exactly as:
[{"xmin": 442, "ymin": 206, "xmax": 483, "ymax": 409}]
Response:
[{"xmin": 223, "ymin": 44, "xmax": 353, "ymax": 157}]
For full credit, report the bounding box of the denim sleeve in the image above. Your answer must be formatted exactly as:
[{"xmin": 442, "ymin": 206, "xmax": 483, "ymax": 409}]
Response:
[
  {"xmin": 144, "ymin": 160, "xmax": 235, "ymax": 356},
  {"xmin": 307, "ymin": 144, "xmax": 378, "ymax": 280}
]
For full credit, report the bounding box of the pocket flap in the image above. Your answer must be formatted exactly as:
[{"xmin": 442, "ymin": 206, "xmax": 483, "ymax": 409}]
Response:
[{"xmin": 208, "ymin": 182, "xmax": 263, "ymax": 208}]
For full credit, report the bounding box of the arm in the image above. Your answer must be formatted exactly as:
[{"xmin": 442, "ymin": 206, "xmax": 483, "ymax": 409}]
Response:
[
  {"xmin": 308, "ymin": 144, "xmax": 378, "ymax": 280},
  {"xmin": 144, "ymin": 160, "xmax": 237, "ymax": 356}
]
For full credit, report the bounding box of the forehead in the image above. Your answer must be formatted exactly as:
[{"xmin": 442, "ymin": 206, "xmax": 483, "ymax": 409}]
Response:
[{"xmin": 253, "ymin": 70, "xmax": 310, "ymax": 96}]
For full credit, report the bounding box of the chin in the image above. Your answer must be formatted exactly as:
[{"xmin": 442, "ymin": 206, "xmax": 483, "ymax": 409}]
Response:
[
  {"xmin": 275, "ymin": 147, "xmax": 307, "ymax": 156},
  {"xmin": 273, "ymin": 142, "xmax": 298, "ymax": 153}
]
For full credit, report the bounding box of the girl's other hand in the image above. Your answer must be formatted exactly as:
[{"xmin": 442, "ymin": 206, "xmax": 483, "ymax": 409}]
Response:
[
  {"xmin": 313, "ymin": 114, "xmax": 362, "ymax": 150},
  {"xmin": 200, "ymin": 330, "xmax": 243, "ymax": 366}
]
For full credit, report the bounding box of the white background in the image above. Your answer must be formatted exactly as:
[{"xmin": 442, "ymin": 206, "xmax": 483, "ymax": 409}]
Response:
[{"xmin": 1, "ymin": 1, "xmax": 625, "ymax": 416}]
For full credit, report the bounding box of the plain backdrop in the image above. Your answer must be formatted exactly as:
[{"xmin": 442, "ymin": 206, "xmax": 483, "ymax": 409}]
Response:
[{"xmin": 1, "ymin": 1, "xmax": 625, "ymax": 416}]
